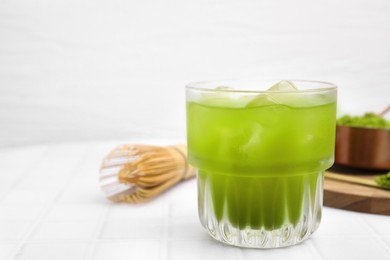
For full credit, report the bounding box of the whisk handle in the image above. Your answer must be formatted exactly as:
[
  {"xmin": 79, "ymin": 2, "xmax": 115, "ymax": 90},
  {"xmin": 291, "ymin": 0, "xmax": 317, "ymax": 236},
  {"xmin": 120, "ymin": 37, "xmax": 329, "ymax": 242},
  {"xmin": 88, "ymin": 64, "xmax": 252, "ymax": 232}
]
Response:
[{"xmin": 172, "ymin": 144, "xmax": 196, "ymax": 180}]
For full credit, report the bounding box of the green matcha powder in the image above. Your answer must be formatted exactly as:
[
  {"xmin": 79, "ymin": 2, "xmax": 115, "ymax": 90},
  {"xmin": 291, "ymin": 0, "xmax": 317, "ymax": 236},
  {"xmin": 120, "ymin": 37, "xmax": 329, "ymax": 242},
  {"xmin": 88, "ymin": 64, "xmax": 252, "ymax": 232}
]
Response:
[{"xmin": 337, "ymin": 112, "xmax": 390, "ymax": 129}]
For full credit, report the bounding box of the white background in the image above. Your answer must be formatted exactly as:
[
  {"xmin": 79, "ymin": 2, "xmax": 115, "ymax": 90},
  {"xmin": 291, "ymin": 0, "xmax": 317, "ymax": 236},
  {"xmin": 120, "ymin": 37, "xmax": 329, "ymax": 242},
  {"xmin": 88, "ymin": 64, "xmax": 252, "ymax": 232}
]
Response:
[
  {"xmin": 1, "ymin": 2, "xmax": 390, "ymax": 259},
  {"xmin": 1, "ymin": 0, "xmax": 390, "ymax": 147}
]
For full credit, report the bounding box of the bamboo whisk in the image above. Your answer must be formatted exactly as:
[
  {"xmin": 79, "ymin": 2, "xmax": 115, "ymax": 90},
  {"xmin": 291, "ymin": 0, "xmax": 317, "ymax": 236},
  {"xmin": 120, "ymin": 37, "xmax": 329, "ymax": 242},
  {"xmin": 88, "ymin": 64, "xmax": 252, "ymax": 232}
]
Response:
[{"xmin": 99, "ymin": 144, "xmax": 196, "ymax": 203}]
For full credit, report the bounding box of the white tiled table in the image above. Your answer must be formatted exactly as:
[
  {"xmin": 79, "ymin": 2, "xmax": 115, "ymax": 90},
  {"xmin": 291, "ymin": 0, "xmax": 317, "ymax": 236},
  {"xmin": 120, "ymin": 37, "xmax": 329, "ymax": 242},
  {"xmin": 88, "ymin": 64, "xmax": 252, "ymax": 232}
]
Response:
[{"xmin": 0, "ymin": 141, "xmax": 389, "ymax": 260}]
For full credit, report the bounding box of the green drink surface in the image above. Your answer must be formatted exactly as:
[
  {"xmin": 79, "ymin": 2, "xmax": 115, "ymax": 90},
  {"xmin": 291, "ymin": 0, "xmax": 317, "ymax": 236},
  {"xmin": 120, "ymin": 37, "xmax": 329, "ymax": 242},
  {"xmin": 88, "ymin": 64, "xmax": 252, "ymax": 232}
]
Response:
[
  {"xmin": 188, "ymin": 101, "xmax": 336, "ymax": 174},
  {"xmin": 187, "ymin": 95, "xmax": 336, "ymax": 230}
]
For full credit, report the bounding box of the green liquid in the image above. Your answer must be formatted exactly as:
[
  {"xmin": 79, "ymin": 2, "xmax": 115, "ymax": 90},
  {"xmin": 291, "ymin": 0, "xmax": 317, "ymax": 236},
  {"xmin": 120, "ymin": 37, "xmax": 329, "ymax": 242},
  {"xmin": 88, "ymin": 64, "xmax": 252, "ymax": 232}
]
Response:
[{"xmin": 187, "ymin": 100, "xmax": 336, "ymax": 230}]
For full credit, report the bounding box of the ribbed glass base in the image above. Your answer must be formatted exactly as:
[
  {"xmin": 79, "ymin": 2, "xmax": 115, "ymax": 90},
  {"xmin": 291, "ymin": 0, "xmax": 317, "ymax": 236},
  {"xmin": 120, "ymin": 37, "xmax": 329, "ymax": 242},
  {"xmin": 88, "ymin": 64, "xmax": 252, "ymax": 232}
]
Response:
[{"xmin": 198, "ymin": 170, "xmax": 323, "ymax": 248}]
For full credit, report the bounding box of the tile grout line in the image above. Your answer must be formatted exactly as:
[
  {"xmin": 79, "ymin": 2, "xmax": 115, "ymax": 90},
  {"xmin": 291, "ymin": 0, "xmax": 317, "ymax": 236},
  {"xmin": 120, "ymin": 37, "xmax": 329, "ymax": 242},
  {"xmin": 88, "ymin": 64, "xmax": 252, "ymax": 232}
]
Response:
[
  {"xmin": 307, "ymin": 240, "xmax": 324, "ymax": 260},
  {"xmin": 359, "ymin": 215, "xmax": 390, "ymax": 253},
  {"xmin": 356, "ymin": 214, "xmax": 379, "ymax": 236},
  {"xmin": 82, "ymin": 202, "xmax": 113, "ymax": 260},
  {"xmin": 0, "ymin": 147, "xmax": 49, "ymax": 202},
  {"xmin": 83, "ymin": 194, "xmax": 171, "ymax": 260},
  {"xmin": 160, "ymin": 195, "xmax": 171, "ymax": 260},
  {"xmin": 7, "ymin": 144, "xmax": 92, "ymax": 260}
]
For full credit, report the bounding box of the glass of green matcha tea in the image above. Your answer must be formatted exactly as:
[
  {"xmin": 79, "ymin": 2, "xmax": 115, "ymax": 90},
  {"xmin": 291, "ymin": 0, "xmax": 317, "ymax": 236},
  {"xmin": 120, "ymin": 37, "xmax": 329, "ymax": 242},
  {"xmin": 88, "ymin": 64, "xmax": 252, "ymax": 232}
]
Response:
[{"xmin": 186, "ymin": 79, "xmax": 337, "ymax": 248}]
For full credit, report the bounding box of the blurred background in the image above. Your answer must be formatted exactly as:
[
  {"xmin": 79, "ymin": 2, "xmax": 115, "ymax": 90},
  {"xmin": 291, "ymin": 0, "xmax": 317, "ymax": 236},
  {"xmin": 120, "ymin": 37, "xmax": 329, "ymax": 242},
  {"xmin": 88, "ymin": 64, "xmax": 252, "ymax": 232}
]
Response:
[{"xmin": 1, "ymin": 0, "xmax": 389, "ymax": 147}]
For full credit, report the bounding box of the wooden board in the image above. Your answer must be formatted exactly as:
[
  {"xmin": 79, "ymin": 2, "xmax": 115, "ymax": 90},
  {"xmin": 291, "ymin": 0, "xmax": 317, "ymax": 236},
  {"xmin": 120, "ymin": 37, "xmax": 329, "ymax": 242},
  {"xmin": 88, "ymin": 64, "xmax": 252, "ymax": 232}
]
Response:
[{"xmin": 324, "ymin": 166, "xmax": 390, "ymax": 216}]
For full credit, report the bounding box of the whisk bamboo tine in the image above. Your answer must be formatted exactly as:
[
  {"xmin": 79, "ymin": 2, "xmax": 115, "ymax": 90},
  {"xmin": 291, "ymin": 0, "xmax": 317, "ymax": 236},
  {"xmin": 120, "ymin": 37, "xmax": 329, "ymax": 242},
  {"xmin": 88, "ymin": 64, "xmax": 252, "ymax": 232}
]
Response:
[
  {"xmin": 170, "ymin": 145, "xmax": 196, "ymax": 180},
  {"xmin": 120, "ymin": 177, "xmax": 180, "ymax": 203},
  {"xmin": 137, "ymin": 174, "xmax": 180, "ymax": 187},
  {"xmin": 99, "ymin": 144, "xmax": 196, "ymax": 203},
  {"xmin": 101, "ymin": 161, "xmax": 132, "ymax": 169},
  {"xmin": 119, "ymin": 168, "xmax": 181, "ymax": 187}
]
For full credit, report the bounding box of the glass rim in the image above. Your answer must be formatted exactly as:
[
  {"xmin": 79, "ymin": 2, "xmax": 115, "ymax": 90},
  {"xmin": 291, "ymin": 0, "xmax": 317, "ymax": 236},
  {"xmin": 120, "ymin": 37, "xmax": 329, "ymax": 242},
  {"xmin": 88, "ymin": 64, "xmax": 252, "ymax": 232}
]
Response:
[{"xmin": 186, "ymin": 79, "xmax": 337, "ymax": 94}]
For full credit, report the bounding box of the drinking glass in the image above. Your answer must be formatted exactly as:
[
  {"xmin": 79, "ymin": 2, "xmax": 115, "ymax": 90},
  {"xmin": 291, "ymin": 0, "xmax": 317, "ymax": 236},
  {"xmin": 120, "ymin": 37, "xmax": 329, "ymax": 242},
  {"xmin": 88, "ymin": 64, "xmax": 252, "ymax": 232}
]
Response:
[{"xmin": 186, "ymin": 79, "xmax": 337, "ymax": 248}]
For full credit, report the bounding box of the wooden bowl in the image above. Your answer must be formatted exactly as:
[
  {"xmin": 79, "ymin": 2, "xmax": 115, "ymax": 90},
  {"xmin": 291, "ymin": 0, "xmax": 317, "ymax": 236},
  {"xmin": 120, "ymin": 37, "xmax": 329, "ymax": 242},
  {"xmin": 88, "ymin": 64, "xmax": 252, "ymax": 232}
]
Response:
[{"xmin": 335, "ymin": 125, "xmax": 390, "ymax": 170}]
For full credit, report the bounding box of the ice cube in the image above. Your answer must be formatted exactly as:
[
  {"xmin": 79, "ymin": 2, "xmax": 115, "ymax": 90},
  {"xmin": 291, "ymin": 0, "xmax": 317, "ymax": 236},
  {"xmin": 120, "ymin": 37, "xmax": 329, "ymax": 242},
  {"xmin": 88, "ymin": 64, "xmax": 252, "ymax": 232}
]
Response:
[
  {"xmin": 266, "ymin": 80, "xmax": 334, "ymax": 107},
  {"xmin": 239, "ymin": 122, "xmax": 263, "ymax": 154},
  {"xmin": 215, "ymin": 86, "xmax": 234, "ymax": 90},
  {"xmin": 245, "ymin": 80, "xmax": 335, "ymax": 108},
  {"xmin": 267, "ymin": 80, "xmax": 298, "ymax": 92},
  {"xmin": 245, "ymin": 80, "xmax": 298, "ymax": 108},
  {"xmin": 204, "ymin": 86, "xmax": 236, "ymax": 107},
  {"xmin": 199, "ymin": 86, "xmax": 250, "ymax": 108},
  {"xmin": 245, "ymin": 93, "xmax": 279, "ymax": 108}
]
